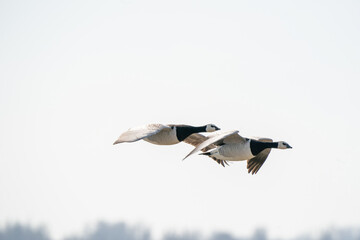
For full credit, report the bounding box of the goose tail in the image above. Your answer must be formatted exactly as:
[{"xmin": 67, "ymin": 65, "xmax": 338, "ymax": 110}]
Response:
[
  {"xmin": 199, "ymin": 152, "xmax": 211, "ymax": 156},
  {"xmin": 199, "ymin": 152, "xmax": 229, "ymax": 167}
]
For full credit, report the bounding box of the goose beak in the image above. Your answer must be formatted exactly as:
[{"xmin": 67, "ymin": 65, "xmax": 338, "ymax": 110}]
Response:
[
  {"xmin": 215, "ymin": 126, "xmax": 220, "ymax": 130},
  {"xmin": 288, "ymin": 145, "xmax": 292, "ymax": 149}
]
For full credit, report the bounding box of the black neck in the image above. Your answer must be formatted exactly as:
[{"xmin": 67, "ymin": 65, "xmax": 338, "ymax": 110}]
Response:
[
  {"xmin": 250, "ymin": 140, "xmax": 278, "ymax": 156},
  {"xmin": 175, "ymin": 125, "xmax": 206, "ymax": 142}
]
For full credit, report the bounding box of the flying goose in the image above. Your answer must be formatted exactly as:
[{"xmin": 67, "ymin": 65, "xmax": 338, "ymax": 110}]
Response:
[
  {"xmin": 183, "ymin": 130, "xmax": 292, "ymax": 174},
  {"xmin": 113, "ymin": 123, "xmax": 220, "ymax": 145}
]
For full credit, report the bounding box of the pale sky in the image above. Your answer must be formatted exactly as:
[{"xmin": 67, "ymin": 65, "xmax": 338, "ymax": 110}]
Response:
[{"xmin": 1, "ymin": 0, "xmax": 360, "ymax": 239}]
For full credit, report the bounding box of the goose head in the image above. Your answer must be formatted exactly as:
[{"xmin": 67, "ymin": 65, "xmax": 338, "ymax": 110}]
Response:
[
  {"xmin": 277, "ymin": 141, "xmax": 292, "ymax": 149},
  {"xmin": 205, "ymin": 124, "xmax": 220, "ymax": 132}
]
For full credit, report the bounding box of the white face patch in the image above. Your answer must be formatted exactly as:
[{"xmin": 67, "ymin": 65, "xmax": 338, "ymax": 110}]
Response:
[
  {"xmin": 206, "ymin": 124, "xmax": 216, "ymax": 132},
  {"xmin": 278, "ymin": 141, "xmax": 291, "ymax": 149},
  {"xmin": 278, "ymin": 142, "xmax": 286, "ymax": 149}
]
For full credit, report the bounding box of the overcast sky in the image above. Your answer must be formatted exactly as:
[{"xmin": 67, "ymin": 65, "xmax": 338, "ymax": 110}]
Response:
[{"xmin": 1, "ymin": 1, "xmax": 360, "ymax": 240}]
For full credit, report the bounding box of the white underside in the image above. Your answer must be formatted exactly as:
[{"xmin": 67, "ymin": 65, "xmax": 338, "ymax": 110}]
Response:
[
  {"xmin": 209, "ymin": 141, "xmax": 255, "ymax": 161},
  {"xmin": 143, "ymin": 128, "xmax": 179, "ymax": 145}
]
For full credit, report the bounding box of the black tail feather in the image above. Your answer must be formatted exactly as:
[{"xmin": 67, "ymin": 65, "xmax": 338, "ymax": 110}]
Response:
[
  {"xmin": 199, "ymin": 152, "xmax": 229, "ymax": 167},
  {"xmin": 199, "ymin": 152, "xmax": 211, "ymax": 156}
]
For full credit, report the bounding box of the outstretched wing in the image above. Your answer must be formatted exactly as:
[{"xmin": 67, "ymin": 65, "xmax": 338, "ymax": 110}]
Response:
[
  {"xmin": 247, "ymin": 138, "xmax": 273, "ymax": 174},
  {"xmin": 113, "ymin": 124, "xmax": 170, "ymax": 144},
  {"xmin": 183, "ymin": 130, "xmax": 244, "ymax": 160},
  {"xmin": 183, "ymin": 133, "xmax": 216, "ymax": 152}
]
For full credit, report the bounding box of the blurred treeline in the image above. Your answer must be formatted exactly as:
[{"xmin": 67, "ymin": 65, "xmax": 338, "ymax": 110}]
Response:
[{"xmin": 0, "ymin": 222, "xmax": 359, "ymax": 240}]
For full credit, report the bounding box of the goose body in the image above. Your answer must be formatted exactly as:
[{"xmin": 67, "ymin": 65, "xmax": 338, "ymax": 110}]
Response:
[
  {"xmin": 208, "ymin": 140, "xmax": 254, "ymax": 161},
  {"xmin": 113, "ymin": 123, "xmax": 220, "ymax": 146},
  {"xmin": 143, "ymin": 127, "xmax": 178, "ymax": 145},
  {"xmin": 183, "ymin": 130, "xmax": 292, "ymax": 174}
]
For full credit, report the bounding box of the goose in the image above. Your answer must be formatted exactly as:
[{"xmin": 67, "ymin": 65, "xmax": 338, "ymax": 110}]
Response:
[
  {"xmin": 113, "ymin": 123, "xmax": 220, "ymax": 145},
  {"xmin": 183, "ymin": 130, "xmax": 292, "ymax": 174}
]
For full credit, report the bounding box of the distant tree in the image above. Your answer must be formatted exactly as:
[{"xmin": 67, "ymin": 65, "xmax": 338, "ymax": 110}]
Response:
[
  {"xmin": 318, "ymin": 228, "xmax": 360, "ymax": 240},
  {"xmin": 3, "ymin": 221, "xmax": 360, "ymax": 240},
  {"xmin": 319, "ymin": 231, "xmax": 333, "ymax": 240},
  {"xmin": 251, "ymin": 228, "xmax": 267, "ymax": 240},
  {"xmin": 64, "ymin": 221, "xmax": 150, "ymax": 240},
  {"xmin": 162, "ymin": 231, "xmax": 202, "ymax": 240},
  {"xmin": 209, "ymin": 232, "xmax": 241, "ymax": 240},
  {"xmin": 0, "ymin": 223, "xmax": 50, "ymax": 240},
  {"xmin": 334, "ymin": 228, "xmax": 360, "ymax": 240}
]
